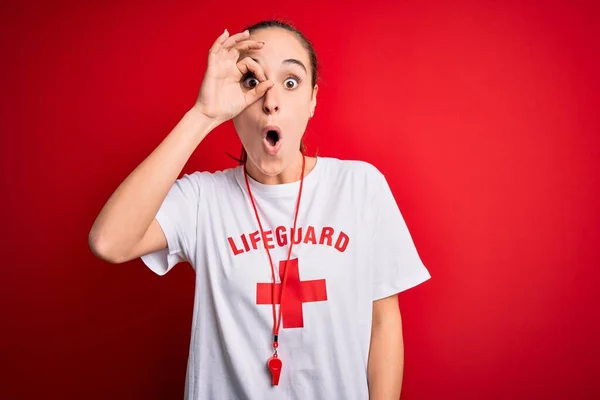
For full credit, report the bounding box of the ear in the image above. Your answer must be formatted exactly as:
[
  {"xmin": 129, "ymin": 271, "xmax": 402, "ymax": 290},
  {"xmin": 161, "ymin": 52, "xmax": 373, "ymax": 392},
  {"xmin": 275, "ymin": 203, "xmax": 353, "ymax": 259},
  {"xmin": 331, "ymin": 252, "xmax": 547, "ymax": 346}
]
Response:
[{"xmin": 310, "ymin": 84, "xmax": 319, "ymax": 117}]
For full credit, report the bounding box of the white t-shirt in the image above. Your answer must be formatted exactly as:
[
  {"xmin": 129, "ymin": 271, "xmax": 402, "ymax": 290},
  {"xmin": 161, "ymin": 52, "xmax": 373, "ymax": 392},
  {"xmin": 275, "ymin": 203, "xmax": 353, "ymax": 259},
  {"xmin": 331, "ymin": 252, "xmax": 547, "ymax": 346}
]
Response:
[{"xmin": 141, "ymin": 156, "xmax": 430, "ymax": 400}]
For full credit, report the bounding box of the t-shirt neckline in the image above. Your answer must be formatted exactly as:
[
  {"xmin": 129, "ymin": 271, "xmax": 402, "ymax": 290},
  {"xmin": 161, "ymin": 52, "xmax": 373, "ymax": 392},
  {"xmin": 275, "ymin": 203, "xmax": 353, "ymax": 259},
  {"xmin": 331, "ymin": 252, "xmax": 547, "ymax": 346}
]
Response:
[{"xmin": 235, "ymin": 156, "xmax": 324, "ymax": 197}]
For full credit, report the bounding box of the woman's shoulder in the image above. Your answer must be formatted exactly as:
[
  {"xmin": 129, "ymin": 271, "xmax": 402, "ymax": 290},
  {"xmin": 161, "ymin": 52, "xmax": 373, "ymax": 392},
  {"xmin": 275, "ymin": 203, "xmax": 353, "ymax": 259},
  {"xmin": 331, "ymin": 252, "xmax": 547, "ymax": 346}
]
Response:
[
  {"xmin": 177, "ymin": 165, "xmax": 242, "ymax": 192},
  {"xmin": 318, "ymin": 156, "xmax": 385, "ymax": 181}
]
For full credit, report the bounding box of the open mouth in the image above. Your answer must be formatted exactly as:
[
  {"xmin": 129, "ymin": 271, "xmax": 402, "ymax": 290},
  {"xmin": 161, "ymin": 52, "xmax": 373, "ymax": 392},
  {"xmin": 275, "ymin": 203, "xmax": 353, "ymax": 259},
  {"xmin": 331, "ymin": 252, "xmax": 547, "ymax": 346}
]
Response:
[{"xmin": 265, "ymin": 129, "xmax": 281, "ymax": 147}]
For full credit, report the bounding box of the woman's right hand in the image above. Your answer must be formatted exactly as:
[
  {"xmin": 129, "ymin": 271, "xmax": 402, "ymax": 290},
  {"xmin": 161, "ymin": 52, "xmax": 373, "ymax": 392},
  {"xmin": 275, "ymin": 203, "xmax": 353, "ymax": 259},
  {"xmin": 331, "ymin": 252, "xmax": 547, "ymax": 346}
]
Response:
[{"xmin": 193, "ymin": 29, "xmax": 273, "ymax": 125}]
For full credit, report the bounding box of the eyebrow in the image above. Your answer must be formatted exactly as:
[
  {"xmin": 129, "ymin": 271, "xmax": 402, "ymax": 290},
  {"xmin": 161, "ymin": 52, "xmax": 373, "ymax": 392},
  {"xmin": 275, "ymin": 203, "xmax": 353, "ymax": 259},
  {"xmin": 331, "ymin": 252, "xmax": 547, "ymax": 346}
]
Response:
[{"xmin": 251, "ymin": 58, "xmax": 307, "ymax": 74}]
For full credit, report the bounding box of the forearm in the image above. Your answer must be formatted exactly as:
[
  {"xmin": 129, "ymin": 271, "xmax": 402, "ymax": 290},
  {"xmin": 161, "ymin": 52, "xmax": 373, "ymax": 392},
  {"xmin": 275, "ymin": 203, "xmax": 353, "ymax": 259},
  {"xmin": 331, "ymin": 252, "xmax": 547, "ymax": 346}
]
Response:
[
  {"xmin": 368, "ymin": 299, "xmax": 404, "ymax": 399},
  {"xmin": 89, "ymin": 107, "xmax": 218, "ymax": 260}
]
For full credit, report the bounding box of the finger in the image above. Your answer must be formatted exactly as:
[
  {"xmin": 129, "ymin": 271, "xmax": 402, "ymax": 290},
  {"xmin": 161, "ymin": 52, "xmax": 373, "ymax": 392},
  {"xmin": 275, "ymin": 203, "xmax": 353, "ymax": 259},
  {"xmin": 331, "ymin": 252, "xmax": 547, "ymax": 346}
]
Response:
[
  {"xmin": 209, "ymin": 29, "xmax": 230, "ymax": 53},
  {"xmin": 222, "ymin": 30, "xmax": 251, "ymax": 49},
  {"xmin": 237, "ymin": 57, "xmax": 266, "ymax": 81},
  {"xmin": 217, "ymin": 29, "xmax": 230, "ymax": 44},
  {"xmin": 235, "ymin": 40, "xmax": 265, "ymax": 53},
  {"xmin": 245, "ymin": 80, "xmax": 274, "ymax": 105}
]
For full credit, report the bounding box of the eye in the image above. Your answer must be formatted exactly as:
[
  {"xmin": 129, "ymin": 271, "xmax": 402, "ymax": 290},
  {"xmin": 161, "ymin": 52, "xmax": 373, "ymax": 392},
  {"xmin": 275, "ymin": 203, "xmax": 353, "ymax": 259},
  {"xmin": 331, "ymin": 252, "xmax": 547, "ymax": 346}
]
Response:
[
  {"xmin": 242, "ymin": 75, "xmax": 259, "ymax": 89},
  {"xmin": 284, "ymin": 76, "xmax": 300, "ymax": 90}
]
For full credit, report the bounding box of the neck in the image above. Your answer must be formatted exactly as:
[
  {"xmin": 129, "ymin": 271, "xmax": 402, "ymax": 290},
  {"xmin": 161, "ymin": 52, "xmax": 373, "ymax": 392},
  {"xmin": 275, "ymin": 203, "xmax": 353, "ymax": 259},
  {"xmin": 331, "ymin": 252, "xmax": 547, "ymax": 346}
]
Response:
[{"xmin": 245, "ymin": 152, "xmax": 314, "ymax": 185}]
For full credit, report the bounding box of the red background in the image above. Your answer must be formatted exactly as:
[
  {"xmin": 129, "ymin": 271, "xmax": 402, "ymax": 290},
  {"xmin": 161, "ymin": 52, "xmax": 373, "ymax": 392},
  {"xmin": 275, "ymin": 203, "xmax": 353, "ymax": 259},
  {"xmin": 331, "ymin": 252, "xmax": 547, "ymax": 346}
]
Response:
[{"xmin": 1, "ymin": 0, "xmax": 599, "ymax": 399}]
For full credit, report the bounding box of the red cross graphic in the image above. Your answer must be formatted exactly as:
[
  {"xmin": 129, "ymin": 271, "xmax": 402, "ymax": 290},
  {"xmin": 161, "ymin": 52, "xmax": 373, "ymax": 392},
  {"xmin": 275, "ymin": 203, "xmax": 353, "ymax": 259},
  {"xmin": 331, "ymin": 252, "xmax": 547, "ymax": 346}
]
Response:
[{"xmin": 256, "ymin": 258, "xmax": 328, "ymax": 328}]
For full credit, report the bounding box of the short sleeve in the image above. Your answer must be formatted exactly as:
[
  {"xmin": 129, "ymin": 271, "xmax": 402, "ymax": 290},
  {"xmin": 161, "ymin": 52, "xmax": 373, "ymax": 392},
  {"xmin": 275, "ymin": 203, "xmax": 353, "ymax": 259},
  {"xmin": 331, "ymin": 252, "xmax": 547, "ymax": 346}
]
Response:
[
  {"xmin": 370, "ymin": 174, "xmax": 431, "ymax": 300},
  {"xmin": 140, "ymin": 172, "xmax": 200, "ymax": 276}
]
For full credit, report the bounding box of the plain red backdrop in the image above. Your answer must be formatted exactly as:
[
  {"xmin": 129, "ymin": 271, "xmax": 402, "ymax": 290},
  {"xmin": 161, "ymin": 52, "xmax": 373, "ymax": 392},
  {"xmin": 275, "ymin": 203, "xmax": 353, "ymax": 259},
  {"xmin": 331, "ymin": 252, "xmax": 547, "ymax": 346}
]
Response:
[{"xmin": 1, "ymin": 0, "xmax": 599, "ymax": 398}]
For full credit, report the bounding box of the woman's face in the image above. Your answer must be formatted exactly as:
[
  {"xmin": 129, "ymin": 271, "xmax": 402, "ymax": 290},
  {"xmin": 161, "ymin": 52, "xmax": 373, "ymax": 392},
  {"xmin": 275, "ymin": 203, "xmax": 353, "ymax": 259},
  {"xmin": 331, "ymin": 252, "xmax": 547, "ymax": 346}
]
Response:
[{"xmin": 232, "ymin": 27, "xmax": 318, "ymax": 178}]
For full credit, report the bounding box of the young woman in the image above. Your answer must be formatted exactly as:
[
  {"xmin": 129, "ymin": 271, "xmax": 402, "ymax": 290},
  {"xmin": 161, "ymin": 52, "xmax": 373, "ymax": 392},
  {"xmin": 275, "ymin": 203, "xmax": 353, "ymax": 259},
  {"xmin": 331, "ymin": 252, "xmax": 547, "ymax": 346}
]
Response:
[{"xmin": 89, "ymin": 20, "xmax": 430, "ymax": 400}]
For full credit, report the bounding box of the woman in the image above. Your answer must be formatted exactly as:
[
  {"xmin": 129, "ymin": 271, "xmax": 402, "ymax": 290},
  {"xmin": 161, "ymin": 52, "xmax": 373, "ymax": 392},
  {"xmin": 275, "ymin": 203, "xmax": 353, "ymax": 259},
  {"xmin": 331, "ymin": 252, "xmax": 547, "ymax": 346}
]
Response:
[{"xmin": 89, "ymin": 20, "xmax": 430, "ymax": 400}]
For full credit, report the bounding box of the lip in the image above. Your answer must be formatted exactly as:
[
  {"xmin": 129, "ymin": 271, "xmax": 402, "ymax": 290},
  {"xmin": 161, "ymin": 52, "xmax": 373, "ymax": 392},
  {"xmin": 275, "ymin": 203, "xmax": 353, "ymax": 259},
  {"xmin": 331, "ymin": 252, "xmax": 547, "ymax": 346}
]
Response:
[{"xmin": 262, "ymin": 125, "xmax": 282, "ymax": 138}]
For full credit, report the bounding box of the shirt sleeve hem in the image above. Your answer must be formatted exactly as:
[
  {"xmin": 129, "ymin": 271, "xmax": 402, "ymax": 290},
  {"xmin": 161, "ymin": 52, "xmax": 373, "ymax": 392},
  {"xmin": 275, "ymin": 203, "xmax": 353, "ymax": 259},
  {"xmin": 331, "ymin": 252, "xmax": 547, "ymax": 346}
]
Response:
[
  {"xmin": 372, "ymin": 268, "xmax": 431, "ymax": 301},
  {"xmin": 140, "ymin": 208, "xmax": 185, "ymax": 276}
]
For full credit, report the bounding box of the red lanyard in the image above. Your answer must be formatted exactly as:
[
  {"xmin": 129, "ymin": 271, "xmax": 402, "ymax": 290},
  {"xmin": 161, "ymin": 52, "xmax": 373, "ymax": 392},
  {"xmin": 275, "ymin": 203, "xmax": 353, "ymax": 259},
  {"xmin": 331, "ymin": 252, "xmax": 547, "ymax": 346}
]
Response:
[{"xmin": 243, "ymin": 153, "xmax": 306, "ymax": 386}]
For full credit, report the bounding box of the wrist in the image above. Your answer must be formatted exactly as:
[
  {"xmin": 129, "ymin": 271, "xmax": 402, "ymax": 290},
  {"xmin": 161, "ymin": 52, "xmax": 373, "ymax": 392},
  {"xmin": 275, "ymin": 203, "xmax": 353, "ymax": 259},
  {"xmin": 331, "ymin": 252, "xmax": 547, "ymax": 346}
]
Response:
[
  {"xmin": 190, "ymin": 104, "xmax": 222, "ymax": 123},
  {"xmin": 185, "ymin": 106, "xmax": 222, "ymax": 139}
]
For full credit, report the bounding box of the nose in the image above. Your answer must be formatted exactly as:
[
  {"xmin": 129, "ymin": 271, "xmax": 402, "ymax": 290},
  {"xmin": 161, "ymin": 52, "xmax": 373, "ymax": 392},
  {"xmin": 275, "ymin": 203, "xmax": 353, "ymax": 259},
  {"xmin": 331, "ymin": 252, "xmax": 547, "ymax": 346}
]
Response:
[{"xmin": 262, "ymin": 86, "xmax": 279, "ymax": 114}]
